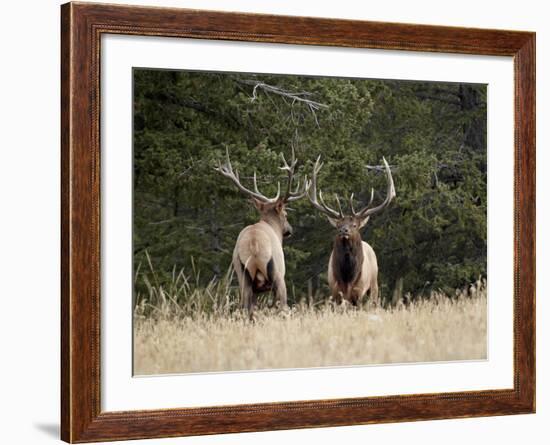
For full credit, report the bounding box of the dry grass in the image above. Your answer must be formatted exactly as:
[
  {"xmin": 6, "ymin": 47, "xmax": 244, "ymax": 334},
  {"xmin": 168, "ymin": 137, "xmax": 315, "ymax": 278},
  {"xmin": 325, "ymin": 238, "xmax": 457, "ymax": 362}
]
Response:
[{"xmin": 133, "ymin": 288, "xmax": 487, "ymax": 375}]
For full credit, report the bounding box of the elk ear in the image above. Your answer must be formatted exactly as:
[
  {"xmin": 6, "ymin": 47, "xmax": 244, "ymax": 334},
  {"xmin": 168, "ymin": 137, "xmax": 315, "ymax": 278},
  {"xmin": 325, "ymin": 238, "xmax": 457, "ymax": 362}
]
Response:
[
  {"xmin": 275, "ymin": 200, "xmax": 285, "ymax": 213},
  {"xmin": 326, "ymin": 216, "xmax": 338, "ymax": 228},
  {"xmin": 252, "ymin": 198, "xmax": 265, "ymax": 211},
  {"xmin": 359, "ymin": 216, "xmax": 370, "ymax": 229}
]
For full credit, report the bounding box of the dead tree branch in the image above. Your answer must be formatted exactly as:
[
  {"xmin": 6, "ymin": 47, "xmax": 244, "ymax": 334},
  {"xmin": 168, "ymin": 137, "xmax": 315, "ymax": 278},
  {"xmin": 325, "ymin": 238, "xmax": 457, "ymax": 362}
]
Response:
[{"xmin": 238, "ymin": 79, "xmax": 329, "ymax": 126}]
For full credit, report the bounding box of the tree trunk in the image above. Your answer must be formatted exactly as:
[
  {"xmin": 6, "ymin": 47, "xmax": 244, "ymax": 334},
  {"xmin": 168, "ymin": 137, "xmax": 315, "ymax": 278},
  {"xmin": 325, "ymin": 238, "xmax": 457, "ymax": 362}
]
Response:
[
  {"xmin": 210, "ymin": 196, "xmax": 221, "ymax": 278},
  {"xmin": 458, "ymin": 85, "xmax": 486, "ymax": 155},
  {"xmin": 391, "ymin": 276, "xmax": 404, "ymax": 306},
  {"xmin": 306, "ymin": 279, "xmax": 312, "ymax": 304}
]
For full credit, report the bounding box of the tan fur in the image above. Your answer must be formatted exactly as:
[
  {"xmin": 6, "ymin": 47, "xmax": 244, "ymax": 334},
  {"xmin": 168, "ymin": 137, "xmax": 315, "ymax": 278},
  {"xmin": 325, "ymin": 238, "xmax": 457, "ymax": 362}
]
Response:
[
  {"xmin": 233, "ymin": 220, "xmax": 286, "ymax": 289},
  {"xmin": 231, "ymin": 205, "xmax": 289, "ymax": 319},
  {"xmin": 217, "ymin": 148, "xmax": 307, "ymax": 319}
]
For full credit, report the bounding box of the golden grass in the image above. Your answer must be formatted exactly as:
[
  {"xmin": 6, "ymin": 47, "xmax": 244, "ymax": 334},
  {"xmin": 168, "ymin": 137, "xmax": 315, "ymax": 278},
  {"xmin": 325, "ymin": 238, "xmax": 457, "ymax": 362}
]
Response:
[{"xmin": 133, "ymin": 289, "xmax": 487, "ymax": 375}]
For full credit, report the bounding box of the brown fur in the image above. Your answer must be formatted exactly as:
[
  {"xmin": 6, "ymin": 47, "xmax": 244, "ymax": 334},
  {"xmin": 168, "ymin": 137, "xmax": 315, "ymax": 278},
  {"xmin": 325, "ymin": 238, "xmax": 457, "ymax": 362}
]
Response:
[
  {"xmin": 331, "ymin": 232, "xmax": 364, "ymax": 302},
  {"xmin": 327, "ymin": 217, "xmax": 379, "ymax": 306},
  {"xmin": 307, "ymin": 155, "xmax": 395, "ymax": 306}
]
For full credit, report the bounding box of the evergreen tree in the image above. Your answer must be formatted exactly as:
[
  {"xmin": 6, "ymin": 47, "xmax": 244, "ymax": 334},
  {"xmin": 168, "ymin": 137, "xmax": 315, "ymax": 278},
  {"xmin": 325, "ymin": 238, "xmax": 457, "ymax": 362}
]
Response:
[{"xmin": 133, "ymin": 69, "xmax": 486, "ymax": 305}]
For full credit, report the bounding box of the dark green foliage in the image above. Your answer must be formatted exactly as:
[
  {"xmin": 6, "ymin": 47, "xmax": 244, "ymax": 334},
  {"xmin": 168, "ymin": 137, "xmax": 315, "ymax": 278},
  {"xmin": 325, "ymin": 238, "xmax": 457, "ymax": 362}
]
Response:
[{"xmin": 133, "ymin": 69, "xmax": 486, "ymax": 305}]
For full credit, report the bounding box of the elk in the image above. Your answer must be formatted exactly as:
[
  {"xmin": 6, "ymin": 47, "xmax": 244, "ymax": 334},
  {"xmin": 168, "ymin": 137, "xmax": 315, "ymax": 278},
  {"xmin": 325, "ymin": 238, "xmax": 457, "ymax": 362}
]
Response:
[
  {"xmin": 216, "ymin": 148, "xmax": 307, "ymax": 318},
  {"xmin": 307, "ymin": 156, "xmax": 395, "ymax": 306}
]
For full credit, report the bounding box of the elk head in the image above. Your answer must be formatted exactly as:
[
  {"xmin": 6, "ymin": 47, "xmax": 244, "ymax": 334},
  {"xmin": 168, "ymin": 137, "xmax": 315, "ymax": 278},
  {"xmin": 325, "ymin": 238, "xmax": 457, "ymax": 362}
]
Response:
[
  {"xmin": 307, "ymin": 155, "xmax": 396, "ymax": 240},
  {"xmin": 215, "ymin": 147, "xmax": 308, "ymax": 238}
]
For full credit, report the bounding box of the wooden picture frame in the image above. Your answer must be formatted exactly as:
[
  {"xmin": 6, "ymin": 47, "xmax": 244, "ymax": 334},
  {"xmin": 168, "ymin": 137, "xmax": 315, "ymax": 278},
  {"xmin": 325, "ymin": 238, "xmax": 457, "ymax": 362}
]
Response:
[{"xmin": 61, "ymin": 2, "xmax": 535, "ymax": 442}]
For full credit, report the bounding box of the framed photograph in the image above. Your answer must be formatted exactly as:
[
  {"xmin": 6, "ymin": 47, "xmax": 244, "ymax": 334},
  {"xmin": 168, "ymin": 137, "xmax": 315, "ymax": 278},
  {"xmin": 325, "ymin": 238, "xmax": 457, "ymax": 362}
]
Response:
[{"xmin": 61, "ymin": 2, "xmax": 535, "ymax": 442}]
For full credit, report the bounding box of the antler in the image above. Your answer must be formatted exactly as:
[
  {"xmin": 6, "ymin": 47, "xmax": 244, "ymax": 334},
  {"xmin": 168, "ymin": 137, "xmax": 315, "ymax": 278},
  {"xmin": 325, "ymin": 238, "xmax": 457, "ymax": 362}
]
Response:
[
  {"xmin": 354, "ymin": 157, "xmax": 396, "ymax": 218},
  {"xmin": 215, "ymin": 147, "xmax": 281, "ymax": 204},
  {"xmin": 306, "ymin": 156, "xmax": 343, "ymax": 219},
  {"xmin": 280, "ymin": 145, "xmax": 309, "ymax": 202},
  {"xmin": 308, "ymin": 155, "xmax": 395, "ymax": 220}
]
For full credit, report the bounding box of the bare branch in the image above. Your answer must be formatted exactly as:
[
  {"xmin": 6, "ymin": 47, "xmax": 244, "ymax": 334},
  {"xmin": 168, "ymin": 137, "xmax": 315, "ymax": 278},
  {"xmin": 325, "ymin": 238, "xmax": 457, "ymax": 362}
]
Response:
[
  {"xmin": 177, "ymin": 166, "xmax": 193, "ymax": 178},
  {"xmin": 238, "ymin": 79, "xmax": 328, "ymax": 126}
]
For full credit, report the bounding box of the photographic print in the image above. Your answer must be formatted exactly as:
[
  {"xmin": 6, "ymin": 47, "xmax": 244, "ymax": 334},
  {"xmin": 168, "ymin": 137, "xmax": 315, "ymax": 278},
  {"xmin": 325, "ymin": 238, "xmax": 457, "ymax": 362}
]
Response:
[
  {"xmin": 61, "ymin": 5, "xmax": 535, "ymax": 440},
  {"xmin": 132, "ymin": 68, "xmax": 487, "ymax": 375}
]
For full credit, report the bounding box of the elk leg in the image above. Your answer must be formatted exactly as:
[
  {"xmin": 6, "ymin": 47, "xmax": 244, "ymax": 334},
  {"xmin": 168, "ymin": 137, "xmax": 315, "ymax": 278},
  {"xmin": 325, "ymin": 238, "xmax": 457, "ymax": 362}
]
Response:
[
  {"xmin": 235, "ymin": 258, "xmax": 253, "ymax": 313},
  {"xmin": 239, "ymin": 269, "xmax": 256, "ymax": 321},
  {"xmin": 273, "ymin": 274, "xmax": 288, "ymax": 310},
  {"xmin": 370, "ymin": 281, "xmax": 379, "ymax": 306},
  {"xmin": 248, "ymin": 293, "xmax": 258, "ymax": 321},
  {"xmin": 332, "ymin": 289, "xmax": 343, "ymax": 305},
  {"xmin": 351, "ymin": 284, "xmax": 367, "ymax": 308}
]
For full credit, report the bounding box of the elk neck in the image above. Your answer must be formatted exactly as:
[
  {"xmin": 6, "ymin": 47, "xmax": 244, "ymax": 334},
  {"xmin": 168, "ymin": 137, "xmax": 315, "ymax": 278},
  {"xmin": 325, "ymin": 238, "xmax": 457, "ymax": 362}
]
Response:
[
  {"xmin": 260, "ymin": 213, "xmax": 284, "ymax": 242},
  {"xmin": 333, "ymin": 233, "xmax": 364, "ymax": 284}
]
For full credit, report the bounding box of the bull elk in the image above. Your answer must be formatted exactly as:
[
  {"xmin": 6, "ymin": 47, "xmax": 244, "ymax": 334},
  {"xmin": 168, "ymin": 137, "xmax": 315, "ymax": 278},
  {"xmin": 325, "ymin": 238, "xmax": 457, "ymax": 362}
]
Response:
[
  {"xmin": 216, "ymin": 148, "xmax": 307, "ymax": 318},
  {"xmin": 307, "ymin": 156, "xmax": 396, "ymax": 306}
]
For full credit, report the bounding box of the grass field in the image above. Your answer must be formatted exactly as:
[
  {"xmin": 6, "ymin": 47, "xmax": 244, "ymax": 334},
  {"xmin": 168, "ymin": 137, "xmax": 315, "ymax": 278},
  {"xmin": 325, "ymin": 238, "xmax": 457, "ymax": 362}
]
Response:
[{"xmin": 133, "ymin": 285, "xmax": 487, "ymax": 375}]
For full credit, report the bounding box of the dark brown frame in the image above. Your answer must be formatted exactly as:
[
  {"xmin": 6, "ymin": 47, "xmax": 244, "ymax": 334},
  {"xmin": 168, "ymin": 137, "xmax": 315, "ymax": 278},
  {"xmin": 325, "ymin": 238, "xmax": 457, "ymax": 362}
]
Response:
[{"xmin": 61, "ymin": 2, "xmax": 535, "ymax": 442}]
